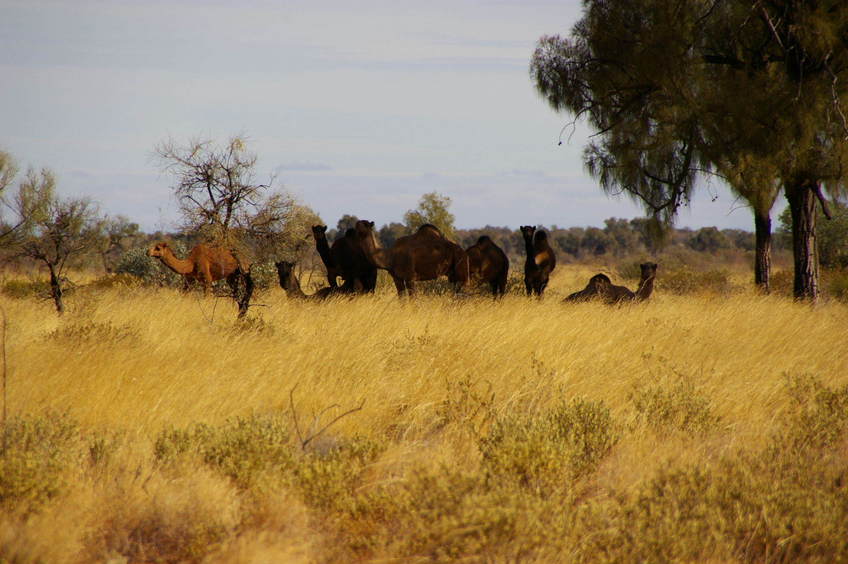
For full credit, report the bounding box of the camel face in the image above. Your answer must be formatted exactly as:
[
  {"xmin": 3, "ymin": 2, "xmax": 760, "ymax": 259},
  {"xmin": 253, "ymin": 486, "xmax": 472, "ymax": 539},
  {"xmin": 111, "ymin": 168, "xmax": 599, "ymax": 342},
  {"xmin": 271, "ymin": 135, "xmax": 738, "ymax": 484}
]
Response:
[
  {"xmin": 311, "ymin": 225, "xmax": 327, "ymax": 239},
  {"xmin": 640, "ymin": 262, "xmax": 658, "ymax": 278},
  {"xmin": 147, "ymin": 242, "xmax": 169, "ymax": 258},
  {"xmin": 520, "ymin": 225, "xmax": 536, "ymax": 242}
]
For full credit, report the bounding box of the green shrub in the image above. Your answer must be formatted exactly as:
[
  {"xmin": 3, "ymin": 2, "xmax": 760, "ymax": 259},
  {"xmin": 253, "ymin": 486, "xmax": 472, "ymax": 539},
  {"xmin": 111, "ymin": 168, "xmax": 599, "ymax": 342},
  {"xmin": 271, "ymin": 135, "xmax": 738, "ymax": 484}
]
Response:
[
  {"xmin": 479, "ymin": 398, "xmax": 618, "ymax": 492},
  {"xmin": 659, "ymin": 267, "xmax": 732, "ymax": 295},
  {"xmin": 1, "ymin": 279, "xmax": 50, "ymax": 300},
  {"xmin": 630, "ymin": 379, "xmax": 720, "ymax": 435},
  {"xmin": 115, "ymin": 246, "xmax": 183, "ymax": 287},
  {"xmin": 46, "ymin": 320, "xmax": 139, "ymax": 345},
  {"xmin": 824, "ymin": 269, "xmax": 848, "ymax": 302},
  {"xmin": 782, "ymin": 374, "xmax": 848, "ymax": 451},
  {"xmin": 0, "ymin": 413, "xmax": 80, "ymax": 512}
]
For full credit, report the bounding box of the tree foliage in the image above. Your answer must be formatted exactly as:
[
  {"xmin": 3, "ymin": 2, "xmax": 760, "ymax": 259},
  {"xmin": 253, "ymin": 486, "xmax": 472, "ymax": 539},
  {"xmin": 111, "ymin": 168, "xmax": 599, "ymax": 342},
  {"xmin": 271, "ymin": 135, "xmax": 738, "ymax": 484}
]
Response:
[
  {"xmin": 403, "ymin": 192, "xmax": 456, "ymax": 240},
  {"xmin": 12, "ymin": 168, "xmax": 102, "ymax": 313},
  {"xmin": 155, "ymin": 136, "xmax": 295, "ymax": 258},
  {"xmin": 530, "ymin": 0, "xmax": 848, "ymax": 298}
]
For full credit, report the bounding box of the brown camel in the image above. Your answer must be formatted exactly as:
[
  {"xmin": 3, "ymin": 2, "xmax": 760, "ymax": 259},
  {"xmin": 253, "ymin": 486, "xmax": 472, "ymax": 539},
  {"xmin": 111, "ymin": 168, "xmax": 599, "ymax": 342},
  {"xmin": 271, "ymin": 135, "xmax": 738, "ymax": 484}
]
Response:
[
  {"xmin": 313, "ymin": 225, "xmax": 378, "ymax": 292},
  {"xmin": 565, "ymin": 262, "xmax": 659, "ymax": 304},
  {"xmin": 275, "ymin": 261, "xmax": 352, "ymax": 300},
  {"xmin": 520, "ymin": 226, "xmax": 556, "ymax": 296},
  {"xmin": 465, "ymin": 235, "xmax": 509, "ymax": 297},
  {"xmin": 147, "ymin": 241, "xmax": 247, "ymax": 294},
  {"xmin": 312, "ymin": 225, "xmax": 341, "ymax": 288},
  {"xmin": 354, "ymin": 220, "xmax": 469, "ymax": 296}
]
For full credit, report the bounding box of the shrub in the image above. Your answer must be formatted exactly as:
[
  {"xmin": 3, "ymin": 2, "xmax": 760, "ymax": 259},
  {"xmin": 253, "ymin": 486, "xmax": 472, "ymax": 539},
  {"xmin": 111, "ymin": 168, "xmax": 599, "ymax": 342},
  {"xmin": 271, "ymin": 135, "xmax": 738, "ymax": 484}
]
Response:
[
  {"xmin": 824, "ymin": 269, "xmax": 848, "ymax": 302},
  {"xmin": 1, "ymin": 279, "xmax": 51, "ymax": 300},
  {"xmin": 46, "ymin": 320, "xmax": 139, "ymax": 345},
  {"xmin": 479, "ymin": 398, "xmax": 619, "ymax": 492},
  {"xmin": 0, "ymin": 413, "xmax": 80, "ymax": 512},
  {"xmin": 630, "ymin": 379, "xmax": 720, "ymax": 435},
  {"xmin": 115, "ymin": 246, "xmax": 183, "ymax": 287},
  {"xmin": 659, "ymin": 267, "xmax": 732, "ymax": 295}
]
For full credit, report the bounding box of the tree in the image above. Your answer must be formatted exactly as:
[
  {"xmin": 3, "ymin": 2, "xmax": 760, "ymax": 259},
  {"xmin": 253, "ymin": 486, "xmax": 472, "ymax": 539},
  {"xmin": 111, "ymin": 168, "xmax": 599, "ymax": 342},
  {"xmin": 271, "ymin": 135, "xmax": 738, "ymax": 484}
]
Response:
[
  {"xmin": 379, "ymin": 222, "xmax": 408, "ymax": 248},
  {"xmin": 403, "ymin": 192, "xmax": 456, "ymax": 240},
  {"xmin": 97, "ymin": 215, "xmax": 141, "ymax": 273},
  {"xmin": 0, "ymin": 151, "xmax": 24, "ymax": 242},
  {"xmin": 13, "ymin": 169, "xmax": 102, "ymax": 313},
  {"xmin": 779, "ymin": 200, "xmax": 848, "ymax": 271},
  {"xmin": 530, "ymin": 1, "xmax": 848, "ymax": 299},
  {"xmin": 336, "ymin": 214, "xmax": 360, "ymax": 234},
  {"xmin": 155, "ymin": 136, "xmax": 294, "ymax": 252}
]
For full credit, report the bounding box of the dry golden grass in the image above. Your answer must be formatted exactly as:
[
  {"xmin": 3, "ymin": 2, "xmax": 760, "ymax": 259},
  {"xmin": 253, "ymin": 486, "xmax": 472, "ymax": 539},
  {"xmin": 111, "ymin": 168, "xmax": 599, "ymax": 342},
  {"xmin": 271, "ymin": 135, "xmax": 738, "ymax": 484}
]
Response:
[{"xmin": 2, "ymin": 265, "xmax": 847, "ymax": 562}]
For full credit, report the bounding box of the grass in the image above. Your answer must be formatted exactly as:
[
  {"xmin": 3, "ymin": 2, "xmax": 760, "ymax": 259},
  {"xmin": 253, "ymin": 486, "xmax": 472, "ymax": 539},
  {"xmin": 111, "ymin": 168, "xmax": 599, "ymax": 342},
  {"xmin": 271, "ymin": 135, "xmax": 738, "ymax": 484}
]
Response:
[{"xmin": 1, "ymin": 265, "xmax": 847, "ymax": 562}]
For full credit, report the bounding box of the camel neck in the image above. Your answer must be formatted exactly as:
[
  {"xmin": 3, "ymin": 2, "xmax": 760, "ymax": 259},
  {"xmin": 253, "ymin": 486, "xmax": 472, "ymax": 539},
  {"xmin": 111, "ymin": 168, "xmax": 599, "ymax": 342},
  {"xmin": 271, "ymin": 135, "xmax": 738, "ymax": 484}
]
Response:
[
  {"xmin": 283, "ymin": 273, "xmax": 307, "ymax": 299},
  {"xmin": 156, "ymin": 249, "xmax": 194, "ymax": 275},
  {"xmin": 635, "ymin": 275, "xmax": 655, "ymax": 301},
  {"xmin": 360, "ymin": 234, "xmax": 391, "ymax": 270},
  {"xmin": 314, "ymin": 234, "xmax": 335, "ymax": 268},
  {"xmin": 523, "ymin": 234, "xmax": 536, "ymax": 261}
]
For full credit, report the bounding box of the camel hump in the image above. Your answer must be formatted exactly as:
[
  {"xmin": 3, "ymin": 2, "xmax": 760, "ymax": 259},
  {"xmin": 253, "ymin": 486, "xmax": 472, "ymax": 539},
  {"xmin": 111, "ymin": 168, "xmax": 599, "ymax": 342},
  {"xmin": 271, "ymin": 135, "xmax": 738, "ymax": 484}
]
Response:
[
  {"xmin": 534, "ymin": 230, "xmax": 548, "ymax": 243},
  {"xmin": 476, "ymin": 235, "xmax": 492, "ymax": 245},
  {"xmin": 590, "ymin": 273, "xmax": 612, "ymax": 284},
  {"xmin": 345, "ymin": 228, "xmax": 357, "ymax": 238},
  {"xmin": 417, "ymin": 224, "xmax": 444, "ymax": 237}
]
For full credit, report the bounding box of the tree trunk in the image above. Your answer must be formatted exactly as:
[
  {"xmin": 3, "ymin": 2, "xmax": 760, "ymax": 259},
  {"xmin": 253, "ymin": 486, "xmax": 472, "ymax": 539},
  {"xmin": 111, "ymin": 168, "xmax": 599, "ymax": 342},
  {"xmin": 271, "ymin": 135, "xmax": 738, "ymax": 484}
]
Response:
[
  {"xmin": 753, "ymin": 211, "xmax": 772, "ymax": 292},
  {"xmin": 785, "ymin": 180, "xmax": 819, "ymax": 301},
  {"xmin": 48, "ymin": 265, "xmax": 65, "ymax": 314}
]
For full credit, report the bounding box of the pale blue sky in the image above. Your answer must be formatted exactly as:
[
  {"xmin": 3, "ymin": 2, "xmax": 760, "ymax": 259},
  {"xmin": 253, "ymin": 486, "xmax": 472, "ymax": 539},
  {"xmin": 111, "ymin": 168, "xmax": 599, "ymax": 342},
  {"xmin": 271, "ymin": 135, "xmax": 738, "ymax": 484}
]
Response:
[{"xmin": 2, "ymin": 0, "xmax": 760, "ymax": 232}]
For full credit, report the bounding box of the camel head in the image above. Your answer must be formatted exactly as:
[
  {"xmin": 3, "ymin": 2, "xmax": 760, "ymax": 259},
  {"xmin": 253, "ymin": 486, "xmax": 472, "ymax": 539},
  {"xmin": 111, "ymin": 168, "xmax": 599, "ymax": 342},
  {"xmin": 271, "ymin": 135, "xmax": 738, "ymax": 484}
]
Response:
[
  {"xmin": 640, "ymin": 262, "xmax": 658, "ymax": 280},
  {"xmin": 147, "ymin": 241, "xmax": 171, "ymax": 258},
  {"xmin": 519, "ymin": 225, "xmax": 536, "ymax": 242},
  {"xmin": 354, "ymin": 220, "xmax": 379, "ymax": 246},
  {"xmin": 311, "ymin": 225, "xmax": 328, "ymax": 239},
  {"xmin": 275, "ymin": 261, "xmax": 295, "ymax": 289},
  {"xmin": 588, "ymin": 273, "xmax": 612, "ymax": 291}
]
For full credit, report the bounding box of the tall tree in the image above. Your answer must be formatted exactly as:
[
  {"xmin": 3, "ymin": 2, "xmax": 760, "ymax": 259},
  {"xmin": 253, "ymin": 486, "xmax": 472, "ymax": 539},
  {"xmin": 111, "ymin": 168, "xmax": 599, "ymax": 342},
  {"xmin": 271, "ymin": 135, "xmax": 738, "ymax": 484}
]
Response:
[{"xmin": 531, "ymin": 0, "xmax": 848, "ymax": 299}]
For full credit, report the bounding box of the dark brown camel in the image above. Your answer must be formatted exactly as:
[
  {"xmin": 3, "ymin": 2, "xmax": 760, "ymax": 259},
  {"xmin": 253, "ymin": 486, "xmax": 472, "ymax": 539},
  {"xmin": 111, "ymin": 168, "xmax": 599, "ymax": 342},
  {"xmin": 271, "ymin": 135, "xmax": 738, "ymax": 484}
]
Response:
[
  {"xmin": 275, "ymin": 261, "xmax": 352, "ymax": 300},
  {"xmin": 312, "ymin": 225, "xmax": 378, "ymax": 293},
  {"xmin": 565, "ymin": 262, "xmax": 658, "ymax": 304},
  {"xmin": 520, "ymin": 226, "xmax": 556, "ymax": 296},
  {"xmin": 147, "ymin": 241, "xmax": 247, "ymax": 294},
  {"xmin": 354, "ymin": 220, "xmax": 469, "ymax": 296},
  {"xmin": 465, "ymin": 235, "xmax": 509, "ymax": 297}
]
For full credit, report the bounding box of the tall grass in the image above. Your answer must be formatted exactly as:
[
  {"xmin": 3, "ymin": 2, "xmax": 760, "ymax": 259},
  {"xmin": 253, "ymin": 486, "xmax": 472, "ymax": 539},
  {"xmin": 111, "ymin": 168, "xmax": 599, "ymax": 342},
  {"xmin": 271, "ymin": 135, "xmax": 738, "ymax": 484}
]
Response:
[{"xmin": 2, "ymin": 266, "xmax": 847, "ymax": 562}]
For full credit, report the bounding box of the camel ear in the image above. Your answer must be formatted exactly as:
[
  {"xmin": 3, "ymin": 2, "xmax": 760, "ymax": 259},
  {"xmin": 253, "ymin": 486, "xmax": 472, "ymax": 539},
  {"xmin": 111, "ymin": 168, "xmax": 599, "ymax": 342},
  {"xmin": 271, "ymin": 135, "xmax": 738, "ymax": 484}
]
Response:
[{"xmin": 368, "ymin": 221, "xmax": 374, "ymax": 228}]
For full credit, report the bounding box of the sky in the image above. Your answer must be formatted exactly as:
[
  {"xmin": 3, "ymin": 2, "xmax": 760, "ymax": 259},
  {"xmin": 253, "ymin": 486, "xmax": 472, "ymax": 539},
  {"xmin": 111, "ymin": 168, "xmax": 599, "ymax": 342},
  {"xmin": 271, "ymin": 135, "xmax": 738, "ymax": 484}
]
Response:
[{"xmin": 1, "ymin": 0, "xmax": 766, "ymax": 233}]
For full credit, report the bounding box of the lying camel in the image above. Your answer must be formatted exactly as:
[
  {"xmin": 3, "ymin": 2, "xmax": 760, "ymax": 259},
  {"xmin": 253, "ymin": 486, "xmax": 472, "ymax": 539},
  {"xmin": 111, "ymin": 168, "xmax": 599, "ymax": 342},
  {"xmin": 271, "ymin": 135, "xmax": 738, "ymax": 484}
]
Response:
[
  {"xmin": 355, "ymin": 220, "xmax": 468, "ymax": 296},
  {"xmin": 565, "ymin": 262, "xmax": 658, "ymax": 304},
  {"xmin": 312, "ymin": 225, "xmax": 377, "ymax": 293},
  {"xmin": 147, "ymin": 241, "xmax": 248, "ymax": 294},
  {"xmin": 466, "ymin": 235, "xmax": 509, "ymax": 297},
  {"xmin": 275, "ymin": 261, "xmax": 352, "ymax": 300},
  {"xmin": 521, "ymin": 226, "xmax": 556, "ymax": 296}
]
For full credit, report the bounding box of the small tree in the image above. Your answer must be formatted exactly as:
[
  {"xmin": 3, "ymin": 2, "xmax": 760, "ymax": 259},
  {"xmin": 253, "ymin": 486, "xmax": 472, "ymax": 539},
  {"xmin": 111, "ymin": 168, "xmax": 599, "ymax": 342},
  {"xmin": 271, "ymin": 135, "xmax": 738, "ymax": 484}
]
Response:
[
  {"xmin": 13, "ymin": 169, "xmax": 102, "ymax": 314},
  {"xmin": 403, "ymin": 192, "xmax": 456, "ymax": 240},
  {"xmin": 155, "ymin": 136, "xmax": 294, "ymax": 250}
]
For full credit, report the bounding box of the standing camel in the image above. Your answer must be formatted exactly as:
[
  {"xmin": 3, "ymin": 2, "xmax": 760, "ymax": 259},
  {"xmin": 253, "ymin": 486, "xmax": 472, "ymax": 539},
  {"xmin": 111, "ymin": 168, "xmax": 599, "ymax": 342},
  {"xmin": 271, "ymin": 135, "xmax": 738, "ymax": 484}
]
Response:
[
  {"xmin": 314, "ymin": 225, "xmax": 378, "ymax": 293},
  {"xmin": 565, "ymin": 263, "xmax": 658, "ymax": 304},
  {"xmin": 354, "ymin": 220, "xmax": 469, "ymax": 296},
  {"xmin": 520, "ymin": 226, "xmax": 556, "ymax": 296},
  {"xmin": 465, "ymin": 235, "xmax": 509, "ymax": 297},
  {"xmin": 147, "ymin": 241, "xmax": 247, "ymax": 294}
]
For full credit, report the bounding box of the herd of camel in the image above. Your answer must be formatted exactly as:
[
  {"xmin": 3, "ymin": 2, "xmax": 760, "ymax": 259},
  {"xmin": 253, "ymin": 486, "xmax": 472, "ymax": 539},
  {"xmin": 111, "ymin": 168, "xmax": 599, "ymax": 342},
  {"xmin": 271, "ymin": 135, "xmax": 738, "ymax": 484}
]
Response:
[{"xmin": 146, "ymin": 221, "xmax": 658, "ymax": 304}]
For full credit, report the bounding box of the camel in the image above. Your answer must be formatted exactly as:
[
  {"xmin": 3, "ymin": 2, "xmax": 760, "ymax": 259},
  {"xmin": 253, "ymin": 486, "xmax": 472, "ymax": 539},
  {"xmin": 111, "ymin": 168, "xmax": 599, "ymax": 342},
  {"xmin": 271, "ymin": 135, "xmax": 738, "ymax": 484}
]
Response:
[
  {"xmin": 521, "ymin": 226, "xmax": 556, "ymax": 296},
  {"xmin": 465, "ymin": 235, "xmax": 509, "ymax": 297},
  {"xmin": 565, "ymin": 262, "xmax": 659, "ymax": 304},
  {"xmin": 354, "ymin": 220, "xmax": 469, "ymax": 296},
  {"xmin": 275, "ymin": 261, "xmax": 352, "ymax": 300},
  {"xmin": 312, "ymin": 225, "xmax": 341, "ymax": 288},
  {"xmin": 147, "ymin": 241, "xmax": 247, "ymax": 294},
  {"xmin": 313, "ymin": 225, "xmax": 378, "ymax": 293}
]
